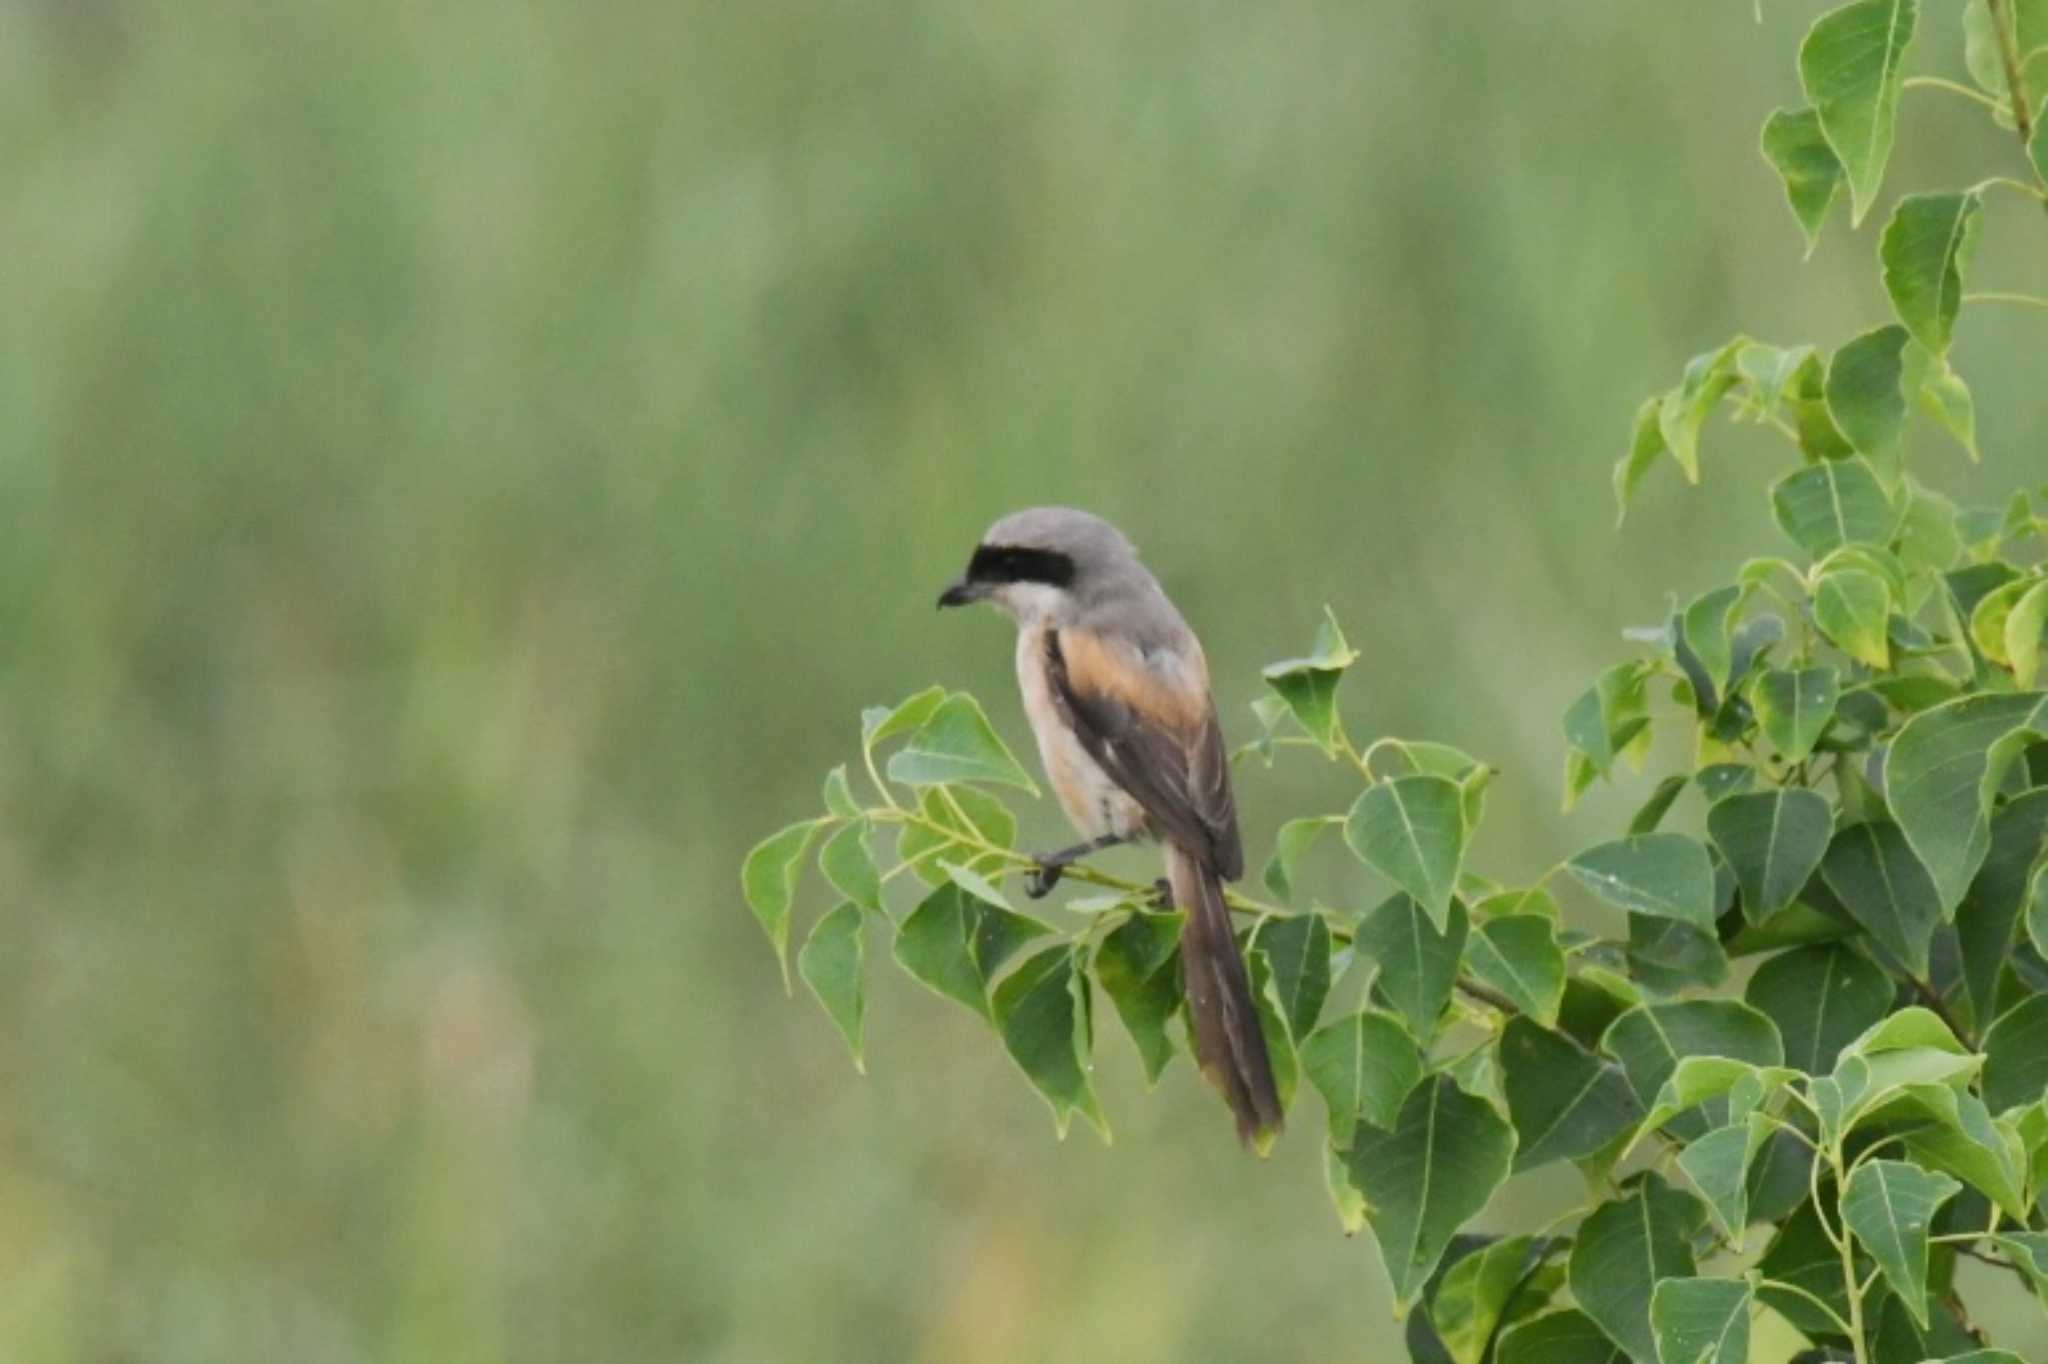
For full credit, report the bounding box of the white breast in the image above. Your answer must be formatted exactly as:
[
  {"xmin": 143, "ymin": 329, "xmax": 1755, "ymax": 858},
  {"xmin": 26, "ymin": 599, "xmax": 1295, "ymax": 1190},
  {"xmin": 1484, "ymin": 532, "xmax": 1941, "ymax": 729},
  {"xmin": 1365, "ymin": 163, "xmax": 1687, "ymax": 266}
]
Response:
[{"xmin": 1016, "ymin": 625, "xmax": 1150, "ymax": 843}]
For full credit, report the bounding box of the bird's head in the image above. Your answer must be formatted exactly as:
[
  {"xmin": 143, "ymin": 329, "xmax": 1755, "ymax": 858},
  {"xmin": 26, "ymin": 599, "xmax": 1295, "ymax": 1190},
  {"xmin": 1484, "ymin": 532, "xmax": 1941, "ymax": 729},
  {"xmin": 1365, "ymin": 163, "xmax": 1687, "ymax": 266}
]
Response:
[{"xmin": 936, "ymin": 507, "xmax": 1140, "ymax": 624}]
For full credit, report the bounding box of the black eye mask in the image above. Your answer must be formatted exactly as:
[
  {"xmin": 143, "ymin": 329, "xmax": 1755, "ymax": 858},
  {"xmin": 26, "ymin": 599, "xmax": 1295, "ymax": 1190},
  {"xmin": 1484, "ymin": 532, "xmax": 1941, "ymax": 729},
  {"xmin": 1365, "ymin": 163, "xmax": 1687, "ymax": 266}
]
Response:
[{"xmin": 966, "ymin": 544, "xmax": 1078, "ymax": 589}]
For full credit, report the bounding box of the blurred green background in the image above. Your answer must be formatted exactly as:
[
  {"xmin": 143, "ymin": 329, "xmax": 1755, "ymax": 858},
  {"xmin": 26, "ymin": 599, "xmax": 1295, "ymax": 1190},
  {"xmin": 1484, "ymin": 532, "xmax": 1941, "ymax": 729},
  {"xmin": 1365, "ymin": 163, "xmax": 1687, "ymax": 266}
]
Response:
[{"xmin": 3, "ymin": 1, "xmax": 2044, "ymax": 1360}]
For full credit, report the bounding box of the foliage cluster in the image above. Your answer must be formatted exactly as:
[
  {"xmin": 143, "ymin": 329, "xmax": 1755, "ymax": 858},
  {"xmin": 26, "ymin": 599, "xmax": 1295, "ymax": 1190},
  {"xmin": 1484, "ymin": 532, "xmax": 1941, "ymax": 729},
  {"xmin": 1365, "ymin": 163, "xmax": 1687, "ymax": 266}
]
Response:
[{"xmin": 747, "ymin": 3, "xmax": 2048, "ymax": 1359}]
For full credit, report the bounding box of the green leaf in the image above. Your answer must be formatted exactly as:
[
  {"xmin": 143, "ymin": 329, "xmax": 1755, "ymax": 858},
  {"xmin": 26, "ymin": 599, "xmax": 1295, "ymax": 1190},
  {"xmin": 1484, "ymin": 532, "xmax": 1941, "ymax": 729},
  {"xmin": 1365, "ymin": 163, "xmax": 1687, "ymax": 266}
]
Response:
[
  {"xmin": 1956, "ymin": 791, "xmax": 2048, "ymax": 1031},
  {"xmin": 1880, "ymin": 192, "xmax": 1984, "ymax": 357},
  {"xmin": 1848, "ymin": 1005, "xmax": 1971, "ymax": 1058},
  {"xmin": 819, "ymin": 820, "xmax": 882, "ymax": 912},
  {"xmin": 1346, "ymin": 775, "xmax": 1466, "ymax": 931},
  {"xmin": 1821, "ymin": 821, "xmax": 1944, "ymax": 977},
  {"xmin": 860, "ymin": 685, "xmax": 946, "ymax": 747},
  {"xmin": 2030, "ymin": 860, "xmax": 2048, "ymax": 962},
  {"xmin": 1708, "ymin": 789, "xmax": 1834, "ymax": 921},
  {"xmin": 1499, "ymin": 1017, "xmax": 1642, "ymax": 1171},
  {"xmin": 1251, "ymin": 913, "xmax": 1332, "ymax": 1043},
  {"xmin": 821, "ymin": 765, "xmax": 860, "ymax": 818},
  {"xmin": 1466, "ymin": 915, "xmax": 1566, "ymax": 1025},
  {"xmin": 2005, "ymin": 581, "xmax": 2048, "ymax": 689},
  {"xmin": 1629, "ymin": 774, "xmax": 1692, "ymax": 836},
  {"xmin": 1657, "ymin": 338, "xmax": 1748, "ymax": 483},
  {"xmin": 1825, "ymin": 324, "xmax": 1911, "ymax": 465},
  {"xmin": 1798, "ymin": 0, "xmax": 1919, "ymax": 224},
  {"xmin": 1886, "ymin": 1085, "xmax": 2030, "ymax": 1218},
  {"xmin": 1093, "ymin": 910, "xmax": 1183, "ymax": 1083},
  {"xmin": 1650, "ymin": 1276, "xmax": 1751, "ymax": 1364},
  {"xmin": 1355, "ymin": 893, "xmax": 1468, "ymax": 1039},
  {"xmin": 798, "ymin": 902, "xmax": 868, "ymax": 1070},
  {"xmin": 1615, "ymin": 397, "xmax": 1672, "ymax": 521},
  {"xmin": 1496, "ymin": 1309, "xmax": 1627, "ymax": 1364},
  {"xmin": 1751, "ymin": 668, "xmax": 1842, "ymax": 763},
  {"xmin": 885, "ymin": 693, "xmax": 1038, "ymax": 792},
  {"xmin": 1889, "ymin": 694, "xmax": 2048, "ymax": 912},
  {"xmin": 945, "ymin": 861, "xmax": 1017, "ymax": 912},
  {"xmin": 742, "ymin": 818, "xmax": 827, "ymax": 985},
  {"xmin": 1428, "ymin": 1236, "xmax": 1563, "ymax": 1364},
  {"xmin": 1260, "ymin": 607, "xmax": 1359, "ymax": 754},
  {"xmin": 1567, "ymin": 833, "xmax": 1718, "ymax": 931},
  {"xmin": 1990, "ymin": 1229, "xmax": 2048, "ymax": 1299},
  {"xmin": 1698, "ymin": 764, "xmax": 1758, "ymax": 802},
  {"xmin": 1566, "ymin": 1173, "xmax": 1706, "ymax": 1364},
  {"xmin": 1602, "ymin": 1000, "xmax": 1785, "ymax": 1141},
  {"xmin": 1969, "ymin": 579, "xmax": 2030, "ymax": 667},
  {"xmin": 1246, "ymin": 952, "xmax": 1301, "ymax": 1116},
  {"xmin": 892, "ymin": 881, "xmax": 1053, "ymax": 1020},
  {"xmin": 1634, "ymin": 1057, "xmax": 1797, "ymax": 1139},
  {"xmin": 1983, "ymin": 994, "xmax": 2048, "ymax": 1113},
  {"xmin": 1301, "ymin": 1009, "xmax": 1422, "ymax": 1142},
  {"xmin": 1263, "ymin": 815, "xmax": 1341, "ymax": 901},
  {"xmin": 1744, "ymin": 943, "xmax": 1894, "ymax": 1074},
  {"xmin": 1771, "ymin": 459, "xmax": 1897, "ymax": 560},
  {"xmin": 1683, "ymin": 586, "xmax": 1745, "ymax": 699},
  {"xmin": 1898, "ymin": 478, "xmax": 1964, "ymax": 575},
  {"xmin": 1842, "ymin": 1159, "xmax": 1961, "ymax": 1327},
  {"xmin": 1676, "ymin": 1115, "xmax": 1773, "ymax": 1241},
  {"xmin": 1760, "ymin": 107, "xmax": 1846, "ymax": 254},
  {"xmin": 1558, "ymin": 970, "xmax": 1642, "ymax": 1050},
  {"xmin": 1324, "ymin": 1140, "xmax": 1368, "ymax": 1235},
  {"xmin": 992, "ymin": 946, "xmax": 1105, "ymax": 1139},
  {"xmin": 1345, "ymin": 1075, "xmax": 1516, "ymax": 1312},
  {"xmin": 1627, "ymin": 913, "xmax": 1730, "ymax": 996},
  {"xmin": 1564, "ymin": 662, "xmax": 1653, "ymax": 778},
  {"xmin": 1814, "ymin": 567, "xmax": 1892, "ymax": 668}
]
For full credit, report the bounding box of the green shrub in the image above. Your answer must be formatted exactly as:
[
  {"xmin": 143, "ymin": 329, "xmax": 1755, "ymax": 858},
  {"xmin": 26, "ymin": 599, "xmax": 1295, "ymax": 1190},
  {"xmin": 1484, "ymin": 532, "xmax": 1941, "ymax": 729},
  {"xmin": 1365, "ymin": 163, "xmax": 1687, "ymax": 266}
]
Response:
[{"xmin": 747, "ymin": 5, "xmax": 2048, "ymax": 1359}]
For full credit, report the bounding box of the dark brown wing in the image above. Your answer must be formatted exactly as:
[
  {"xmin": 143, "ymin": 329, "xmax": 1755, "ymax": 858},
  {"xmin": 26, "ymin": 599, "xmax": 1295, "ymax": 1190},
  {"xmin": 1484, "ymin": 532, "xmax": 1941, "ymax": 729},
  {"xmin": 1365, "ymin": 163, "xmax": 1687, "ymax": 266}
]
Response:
[{"xmin": 1045, "ymin": 627, "xmax": 1244, "ymax": 879}]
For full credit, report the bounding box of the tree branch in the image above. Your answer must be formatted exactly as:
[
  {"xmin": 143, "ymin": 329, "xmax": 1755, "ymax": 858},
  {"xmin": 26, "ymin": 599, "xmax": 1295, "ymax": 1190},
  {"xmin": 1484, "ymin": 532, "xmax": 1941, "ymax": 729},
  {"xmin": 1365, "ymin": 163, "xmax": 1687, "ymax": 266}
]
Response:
[{"xmin": 1985, "ymin": 0, "xmax": 2036, "ymax": 143}]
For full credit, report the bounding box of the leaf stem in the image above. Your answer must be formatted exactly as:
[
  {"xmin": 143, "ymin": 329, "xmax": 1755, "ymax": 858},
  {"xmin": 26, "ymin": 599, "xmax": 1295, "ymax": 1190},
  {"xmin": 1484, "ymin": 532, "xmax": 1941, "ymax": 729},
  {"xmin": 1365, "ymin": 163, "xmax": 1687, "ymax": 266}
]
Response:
[
  {"xmin": 1965, "ymin": 291, "xmax": 2048, "ymax": 310},
  {"xmin": 1454, "ymin": 978, "xmax": 1522, "ymax": 1016},
  {"xmin": 1903, "ymin": 75, "xmax": 2006, "ymax": 114},
  {"xmin": 1333, "ymin": 720, "xmax": 1379, "ymax": 783},
  {"xmin": 1973, "ymin": 174, "xmax": 2048, "ymax": 202},
  {"xmin": 1985, "ymin": 0, "xmax": 2037, "ymax": 143},
  {"xmin": 1750, "ymin": 1111, "xmax": 1819, "ymax": 1152},
  {"xmin": 1829, "ymin": 1135, "xmax": 1869, "ymax": 1364},
  {"xmin": 1756, "ymin": 1276, "xmax": 1856, "ymax": 1341},
  {"xmin": 861, "ymin": 741, "xmax": 901, "ymax": 812}
]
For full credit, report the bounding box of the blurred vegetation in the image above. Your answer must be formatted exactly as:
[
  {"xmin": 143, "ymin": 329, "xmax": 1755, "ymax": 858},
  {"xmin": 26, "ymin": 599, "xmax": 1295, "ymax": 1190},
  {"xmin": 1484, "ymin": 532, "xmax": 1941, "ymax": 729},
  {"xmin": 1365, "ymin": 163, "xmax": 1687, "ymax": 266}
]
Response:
[{"xmin": 1, "ymin": 1, "xmax": 2042, "ymax": 1361}]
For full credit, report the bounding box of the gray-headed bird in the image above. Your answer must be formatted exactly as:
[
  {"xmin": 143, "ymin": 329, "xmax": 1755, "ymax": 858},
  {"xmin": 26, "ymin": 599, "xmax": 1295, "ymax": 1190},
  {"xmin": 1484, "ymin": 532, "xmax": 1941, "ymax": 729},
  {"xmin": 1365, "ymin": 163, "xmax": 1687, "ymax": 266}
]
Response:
[{"xmin": 937, "ymin": 507, "xmax": 1283, "ymax": 1151}]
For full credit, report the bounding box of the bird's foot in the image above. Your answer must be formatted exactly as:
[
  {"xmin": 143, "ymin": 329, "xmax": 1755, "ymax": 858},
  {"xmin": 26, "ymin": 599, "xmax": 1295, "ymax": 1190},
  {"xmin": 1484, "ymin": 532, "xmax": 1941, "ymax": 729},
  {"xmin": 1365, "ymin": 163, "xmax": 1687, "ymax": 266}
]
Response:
[
  {"xmin": 1150, "ymin": 877, "xmax": 1174, "ymax": 910},
  {"xmin": 1024, "ymin": 860, "xmax": 1067, "ymax": 899}
]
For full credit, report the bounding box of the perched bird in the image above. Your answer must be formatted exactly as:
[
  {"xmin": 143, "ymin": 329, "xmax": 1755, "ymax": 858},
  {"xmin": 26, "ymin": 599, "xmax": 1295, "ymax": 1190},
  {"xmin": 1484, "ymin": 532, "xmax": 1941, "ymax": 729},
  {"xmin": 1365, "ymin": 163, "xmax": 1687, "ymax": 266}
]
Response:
[{"xmin": 937, "ymin": 507, "xmax": 1282, "ymax": 1150}]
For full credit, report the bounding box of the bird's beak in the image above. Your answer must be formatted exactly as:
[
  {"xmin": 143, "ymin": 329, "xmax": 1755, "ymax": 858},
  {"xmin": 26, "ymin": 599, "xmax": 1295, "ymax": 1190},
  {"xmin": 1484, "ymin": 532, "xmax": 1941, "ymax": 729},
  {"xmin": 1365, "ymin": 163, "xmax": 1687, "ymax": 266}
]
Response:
[{"xmin": 936, "ymin": 577, "xmax": 983, "ymax": 609}]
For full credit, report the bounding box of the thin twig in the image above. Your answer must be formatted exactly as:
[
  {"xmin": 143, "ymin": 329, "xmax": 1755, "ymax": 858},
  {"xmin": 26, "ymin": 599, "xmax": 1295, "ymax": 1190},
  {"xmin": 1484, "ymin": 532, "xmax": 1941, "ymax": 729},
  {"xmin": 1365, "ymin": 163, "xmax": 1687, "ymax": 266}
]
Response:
[
  {"xmin": 1985, "ymin": 0, "xmax": 2036, "ymax": 142},
  {"xmin": 1966, "ymin": 291, "xmax": 2048, "ymax": 310},
  {"xmin": 1905, "ymin": 75, "xmax": 2006, "ymax": 114},
  {"xmin": 1456, "ymin": 978, "xmax": 1522, "ymax": 1016}
]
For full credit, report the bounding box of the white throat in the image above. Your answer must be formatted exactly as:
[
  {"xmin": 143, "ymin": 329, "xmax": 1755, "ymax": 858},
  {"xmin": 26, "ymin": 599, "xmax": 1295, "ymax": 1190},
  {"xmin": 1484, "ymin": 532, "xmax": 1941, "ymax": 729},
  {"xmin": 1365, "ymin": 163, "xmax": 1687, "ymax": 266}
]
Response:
[{"xmin": 992, "ymin": 581, "xmax": 1072, "ymax": 627}]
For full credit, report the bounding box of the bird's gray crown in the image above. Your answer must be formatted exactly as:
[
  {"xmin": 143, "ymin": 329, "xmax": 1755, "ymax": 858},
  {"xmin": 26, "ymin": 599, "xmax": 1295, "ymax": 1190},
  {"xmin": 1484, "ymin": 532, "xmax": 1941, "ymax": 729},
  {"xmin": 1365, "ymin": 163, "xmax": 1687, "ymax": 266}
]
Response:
[{"xmin": 980, "ymin": 507, "xmax": 1140, "ymax": 578}]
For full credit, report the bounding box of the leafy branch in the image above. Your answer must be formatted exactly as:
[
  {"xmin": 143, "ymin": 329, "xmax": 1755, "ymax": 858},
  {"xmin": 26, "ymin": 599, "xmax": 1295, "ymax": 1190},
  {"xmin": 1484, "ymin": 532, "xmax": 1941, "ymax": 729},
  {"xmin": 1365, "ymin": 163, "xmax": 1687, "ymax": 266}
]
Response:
[{"xmin": 746, "ymin": 2, "xmax": 2048, "ymax": 1360}]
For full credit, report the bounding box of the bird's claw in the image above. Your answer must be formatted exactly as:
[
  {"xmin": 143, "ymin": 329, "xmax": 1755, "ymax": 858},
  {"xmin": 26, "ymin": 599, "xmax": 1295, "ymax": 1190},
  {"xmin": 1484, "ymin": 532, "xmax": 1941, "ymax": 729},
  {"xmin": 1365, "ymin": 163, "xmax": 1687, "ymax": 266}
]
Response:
[
  {"xmin": 1025, "ymin": 861, "xmax": 1066, "ymax": 899},
  {"xmin": 1150, "ymin": 877, "xmax": 1174, "ymax": 910}
]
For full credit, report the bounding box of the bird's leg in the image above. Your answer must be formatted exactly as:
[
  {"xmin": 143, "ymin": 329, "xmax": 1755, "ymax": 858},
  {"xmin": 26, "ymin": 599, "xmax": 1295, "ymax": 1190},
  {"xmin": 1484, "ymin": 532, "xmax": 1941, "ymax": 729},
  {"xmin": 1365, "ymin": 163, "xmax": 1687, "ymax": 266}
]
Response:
[{"xmin": 1024, "ymin": 833, "xmax": 1127, "ymax": 899}]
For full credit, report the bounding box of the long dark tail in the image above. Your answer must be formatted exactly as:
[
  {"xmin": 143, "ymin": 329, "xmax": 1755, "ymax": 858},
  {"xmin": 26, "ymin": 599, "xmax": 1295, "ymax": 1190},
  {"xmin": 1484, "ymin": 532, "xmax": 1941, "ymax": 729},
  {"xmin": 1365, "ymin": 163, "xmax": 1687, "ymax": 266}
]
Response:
[{"xmin": 1167, "ymin": 844, "xmax": 1284, "ymax": 1153}]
